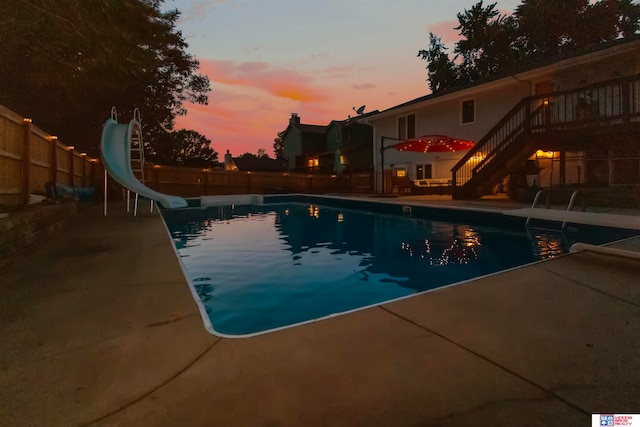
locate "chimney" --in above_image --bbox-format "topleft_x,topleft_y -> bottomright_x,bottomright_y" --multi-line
290,113 -> 300,127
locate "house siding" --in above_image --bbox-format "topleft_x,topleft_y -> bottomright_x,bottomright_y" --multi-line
552,54 -> 640,91
364,39 -> 640,193
283,128 -> 302,169
372,79 -> 531,186
345,124 -> 374,171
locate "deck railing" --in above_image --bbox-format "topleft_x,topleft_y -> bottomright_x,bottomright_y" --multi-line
452,74 -> 640,195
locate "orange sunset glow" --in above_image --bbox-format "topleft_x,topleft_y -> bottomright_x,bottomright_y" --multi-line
168,0 -> 500,157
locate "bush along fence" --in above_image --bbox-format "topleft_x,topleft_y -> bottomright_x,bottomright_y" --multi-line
1,105 -> 374,209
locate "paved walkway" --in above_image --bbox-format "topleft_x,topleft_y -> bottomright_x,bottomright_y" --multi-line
1,200 -> 639,426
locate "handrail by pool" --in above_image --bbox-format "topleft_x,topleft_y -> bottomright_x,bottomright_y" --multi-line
570,242 -> 640,260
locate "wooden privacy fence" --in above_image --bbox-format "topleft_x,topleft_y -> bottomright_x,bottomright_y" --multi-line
143,165 -> 373,197
0,105 -> 102,208
1,105 -> 373,208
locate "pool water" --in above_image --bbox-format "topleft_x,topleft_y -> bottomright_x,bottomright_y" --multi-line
163,202 -> 637,336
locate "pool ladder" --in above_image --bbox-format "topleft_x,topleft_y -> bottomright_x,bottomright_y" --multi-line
104,107 -> 154,217
526,189 -> 585,232
127,108 -> 153,216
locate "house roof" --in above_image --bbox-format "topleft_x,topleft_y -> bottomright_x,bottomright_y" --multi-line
327,110 -> 380,129
360,36 -> 640,122
298,124 -> 326,134
281,122 -> 325,142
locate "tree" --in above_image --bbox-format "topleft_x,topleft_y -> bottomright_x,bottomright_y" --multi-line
418,0 -> 640,93
273,130 -> 285,159
0,0 -> 210,155
256,148 -> 269,158
515,0 -> 591,59
149,130 -> 219,167
453,2 -> 520,81
417,33 -> 459,92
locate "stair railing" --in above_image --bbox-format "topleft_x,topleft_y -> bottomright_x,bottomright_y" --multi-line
452,74 -> 640,197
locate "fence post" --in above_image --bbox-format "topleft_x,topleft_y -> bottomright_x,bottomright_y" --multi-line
68,147 -> 75,186
21,118 -> 32,206
49,136 -> 57,184
308,175 -> 313,193
203,169 -> 209,196
154,166 -> 160,191
81,154 -> 87,186
247,171 -> 251,193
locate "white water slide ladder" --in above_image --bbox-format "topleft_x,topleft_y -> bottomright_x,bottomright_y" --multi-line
104,107 -> 154,216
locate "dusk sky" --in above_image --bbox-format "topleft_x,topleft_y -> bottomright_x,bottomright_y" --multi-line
168,0 -> 520,157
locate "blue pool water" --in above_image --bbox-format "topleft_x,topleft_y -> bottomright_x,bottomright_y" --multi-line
163,200 -> 638,336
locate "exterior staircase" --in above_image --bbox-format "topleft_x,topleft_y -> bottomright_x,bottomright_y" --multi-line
451,74 -> 640,199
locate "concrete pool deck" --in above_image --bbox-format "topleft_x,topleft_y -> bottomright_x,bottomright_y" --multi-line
1,198 -> 639,426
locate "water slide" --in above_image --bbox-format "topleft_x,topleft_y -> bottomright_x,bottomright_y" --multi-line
100,118 -> 188,209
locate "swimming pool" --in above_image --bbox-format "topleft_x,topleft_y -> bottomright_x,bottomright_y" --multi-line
162,196 -> 638,337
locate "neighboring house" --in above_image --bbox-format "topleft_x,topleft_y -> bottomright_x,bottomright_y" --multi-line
360,36 -> 640,197
282,114 -> 326,170
282,111 -> 378,173
325,116 -> 376,173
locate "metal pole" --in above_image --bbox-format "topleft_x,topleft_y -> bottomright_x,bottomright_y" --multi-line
103,169 -> 108,216
380,137 -> 385,194
379,136 -> 403,194
547,153 -> 553,208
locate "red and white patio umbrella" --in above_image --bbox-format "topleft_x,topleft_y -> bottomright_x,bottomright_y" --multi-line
392,134 -> 475,153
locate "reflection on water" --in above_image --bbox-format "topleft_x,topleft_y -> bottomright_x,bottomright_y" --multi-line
162,203 -> 638,335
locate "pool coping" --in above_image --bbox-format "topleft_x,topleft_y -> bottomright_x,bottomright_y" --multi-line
167,193 -> 640,339
3,198 -> 640,425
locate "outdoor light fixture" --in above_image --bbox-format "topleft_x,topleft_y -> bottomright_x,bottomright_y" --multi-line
49,135 -> 58,141
67,146 -> 74,151
80,153 -> 87,157
23,118 -> 32,123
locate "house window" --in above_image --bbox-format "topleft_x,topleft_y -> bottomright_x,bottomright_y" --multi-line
395,169 -> 407,177
398,116 -> 406,140
397,113 -> 416,139
407,114 -> 416,139
415,164 -> 432,180
461,99 -> 475,124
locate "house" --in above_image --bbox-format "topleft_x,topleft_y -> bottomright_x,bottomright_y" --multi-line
360,36 -> 640,198
282,113 -> 327,171
282,111 -> 378,174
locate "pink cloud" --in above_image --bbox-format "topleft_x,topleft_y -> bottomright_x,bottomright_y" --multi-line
171,58 -> 430,157
178,0 -> 229,24
426,20 -> 461,45
199,59 -> 331,103
351,83 -> 376,90
311,51 -> 329,60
